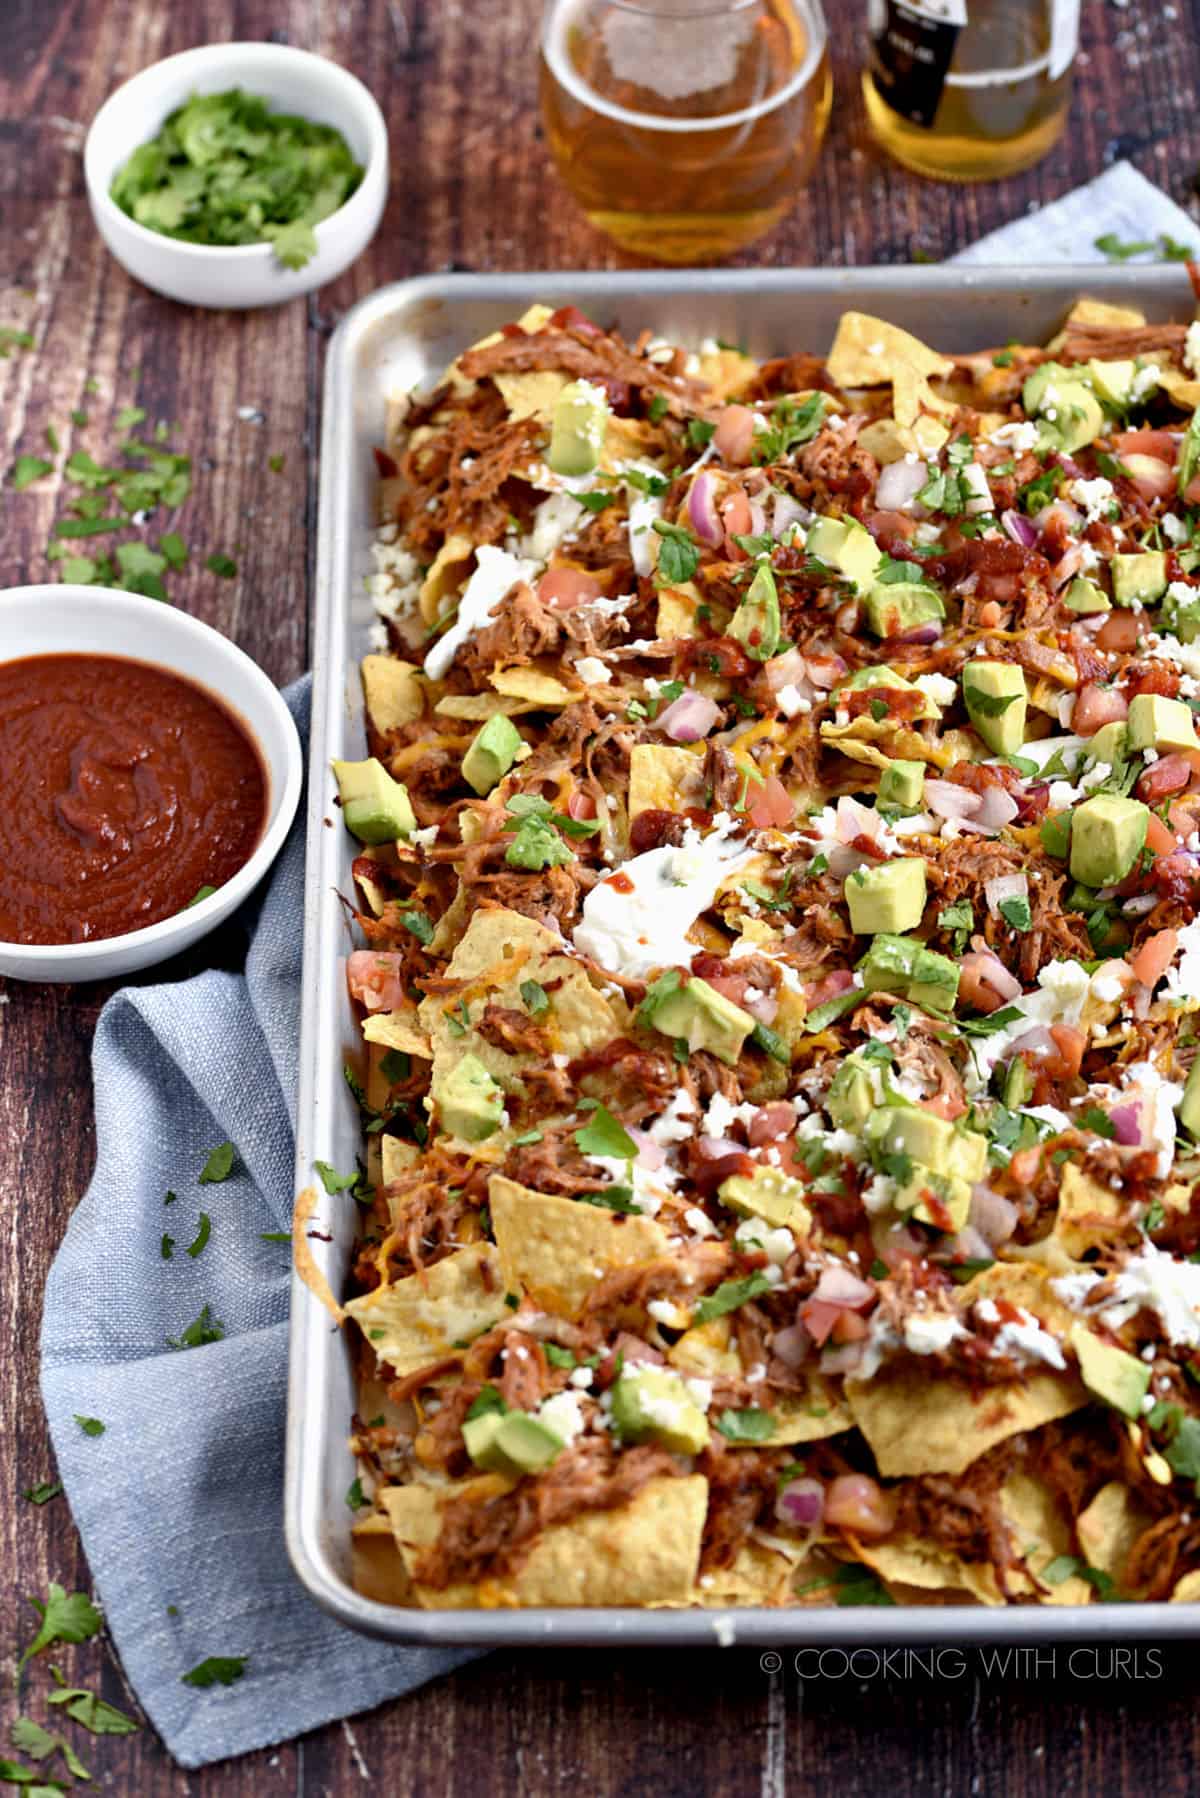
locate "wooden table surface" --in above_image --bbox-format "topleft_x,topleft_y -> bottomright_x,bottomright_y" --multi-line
4,0 -> 1200,1790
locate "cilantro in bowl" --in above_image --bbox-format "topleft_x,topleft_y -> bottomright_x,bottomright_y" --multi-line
109,89 -> 364,269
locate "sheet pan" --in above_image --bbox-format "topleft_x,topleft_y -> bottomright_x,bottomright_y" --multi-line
288,265 -> 1200,1645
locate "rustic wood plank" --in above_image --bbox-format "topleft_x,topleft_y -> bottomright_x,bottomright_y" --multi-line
3,0 -> 1200,1791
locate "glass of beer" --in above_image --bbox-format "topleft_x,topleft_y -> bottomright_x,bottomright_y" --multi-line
540,0 -> 832,264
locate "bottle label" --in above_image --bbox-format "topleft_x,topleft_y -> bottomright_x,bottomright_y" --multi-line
868,0 -> 969,130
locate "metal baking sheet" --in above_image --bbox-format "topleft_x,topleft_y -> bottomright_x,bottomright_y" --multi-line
288,265 -> 1200,1646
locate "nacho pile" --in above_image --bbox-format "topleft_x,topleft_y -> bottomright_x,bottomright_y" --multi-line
332,293 -> 1200,1611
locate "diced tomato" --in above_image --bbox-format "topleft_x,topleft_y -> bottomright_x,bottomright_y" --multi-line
1096,610 -> 1141,653
1072,681 -> 1128,737
1130,929 -> 1179,990
346,950 -> 409,1013
720,489 -> 754,556
920,1090 -> 968,1121
1122,661 -> 1181,701
799,1299 -> 846,1348
829,1310 -> 870,1344
1113,429 -> 1179,462
747,775 -> 794,830
1123,455 -> 1176,502
566,789 -> 597,821
537,567 -> 604,610
1146,811 -> 1181,858
547,305 -> 603,335
802,968 -> 854,1009
1137,754 -> 1193,803
824,1473 -> 897,1540
714,405 -> 758,467
1045,1023 -> 1086,1080
748,1103 -> 796,1146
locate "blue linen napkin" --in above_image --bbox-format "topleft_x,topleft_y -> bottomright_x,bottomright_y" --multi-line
40,679 -> 475,1769
38,161 -> 1200,1770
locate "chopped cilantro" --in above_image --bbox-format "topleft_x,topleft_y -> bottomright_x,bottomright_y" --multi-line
647,393 -> 669,424
9,455 -> 52,490
960,1006 -> 1024,1037
992,350 -> 1014,368
544,1343 -> 576,1368
577,489 -> 617,513
161,1233 -> 175,1260
345,1477 -> 367,1511
205,552 -> 237,578
73,1416 -> 105,1438
752,391 -> 827,463
185,885 -> 216,908
167,1304 -> 225,1351
652,519 -> 700,585
692,1273 -> 772,1325
938,899 -> 974,954
751,1020 -> 791,1064
574,1104 -> 636,1160
998,895 -> 1032,933
378,1048 -> 410,1084
19,1584 -> 102,1672
519,978 -> 549,1016
399,907 -> 435,944
687,418 -> 716,449
575,1187 -> 639,1214
22,1483 -> 62,1507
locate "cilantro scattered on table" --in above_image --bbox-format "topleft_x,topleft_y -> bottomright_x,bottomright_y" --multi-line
198,1141 -> 235,1184
21,1483 -> 62,1507
186,1213 -> 212,1259
205,552 -> 237,579
166,1305 -> 225,1351
110,90 -> 363,269
18,1584 -> 102,1673
180,1655 -> 247,1689
9,456 -> 52,491
73,1417 -> 105,1438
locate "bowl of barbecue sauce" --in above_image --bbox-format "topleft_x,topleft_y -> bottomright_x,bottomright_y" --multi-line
0,587 -> 302,982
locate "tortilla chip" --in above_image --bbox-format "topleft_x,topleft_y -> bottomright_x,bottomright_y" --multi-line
362,655 -> 426,734
381,1136 -> 421,1185
383,1473 -> 707,1607
1077,1481 -> 1153,1585
344,1242 -> 510,1375
419,908 -> 619,1095
695,1538 -> 816,1607
1158,366 -> 1200,409
489,1174 -> 668,1318
1170,1569 -> 1200,1602
352,1511 -> 416,1606
846,1361 -> 1084,1478
1053,1163 -> 1132,1258
628,743 -> 703,818
892,361 -> 957,429
857,418 -> 919,464
361,1010 -> 433,1059
696,346 -> 759,400
1066,297 -> 1147,332
489,666 -> 573,706
495,369 -> 569,424
766,1383 -> 854,1445
353,850 -> 390,919
668,1316 -> 741,1378
826,313 -> 954,388
854,1536 -> 1003,1606
435,693 -> 544,720
419,533 -> 474,626
1001,1471 -> 1092,1605
657,580 -> 704,640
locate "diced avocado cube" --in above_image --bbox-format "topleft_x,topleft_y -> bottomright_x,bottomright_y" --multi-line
1037,380 -> 1106,454
1111,551 -> 1168,607
1126,692 -> 1199,754
1161,584 -> 1200,643
1063,576 -> 1110,616
332,756 -> 416,844
866,1107 -> 987,1184
845,857 -> 927,936
879,759 -> 926,811
893,1164 -> 972,1233
1086,358 -> 1138,407
865,579 -> 944,640
1021,362 -> 1067,415
462,713 -> 524,795
827,1052 -> 879,1128
1068,793 -> 1149,887
464,1409 -> 565,1477
718,1165 -> 811,1232
805,516 -> 882,594
962,662 -> 1027,756
547,379 -> 610,476
1071,1326 -> 1150,1420
728,560 -> 781,661
858,934 -> 960,1015
1085,720 -> 1128,769
1001,1056 -> 1035,1110
1181,1057 -> 1200,1140
611,1366 -> 710,1455
436,1052 -> 506,1142
641,974 -> 755,1067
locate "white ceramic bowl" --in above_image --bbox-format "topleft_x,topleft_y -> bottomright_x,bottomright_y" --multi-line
83,42 -> 388,309
0,587 -> 303,983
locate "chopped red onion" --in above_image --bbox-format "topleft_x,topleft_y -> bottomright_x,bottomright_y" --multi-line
1001,508 -> 1038,549
1108,1102 -> 1142,1147
1007,1025 -> 1057,1062
687,471 -> 723,547
658,691 -> 720,742
984,872 -> 1029,917
810,1264 -> 875,1308
803,653 -> 848,690
968,1184 -> 1018,1248
698,1135 -> 742,1160
771,1322 -> 812,1370
897,621 -> 942,645
925,779 -> 983,821
973,785 -> 1020,832
771,491 -> 809,538
775,1478 -> 825,1531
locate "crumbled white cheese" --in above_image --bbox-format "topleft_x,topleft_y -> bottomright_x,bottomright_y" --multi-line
1163,513 -> 1190,546
1068,476 -> 1117,524
903,1311 -> 967,1356
368,529 -> 423,622
537,1391 -> 585,1444
519,490 -> 585,561
776,682 -> 811,718
1186,321 -> 1200,376
1164,917 -> 1200,1006
409,825 -> 439,849
915,672 -> 957,709
988,419 -> 1040,454
648,1086 -> 700,1147
1053,1243 -> 1200,1349
575,655 -> 611,685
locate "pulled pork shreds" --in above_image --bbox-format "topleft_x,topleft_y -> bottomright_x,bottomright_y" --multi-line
340,296 -> 1200,1612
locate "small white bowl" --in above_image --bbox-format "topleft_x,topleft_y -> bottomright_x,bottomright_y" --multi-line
0,587 -> 302,983
84,42 -> 388,309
